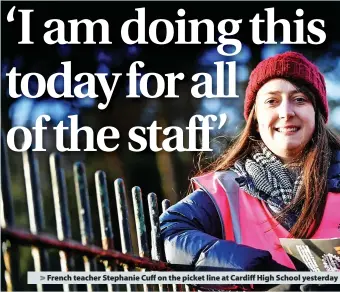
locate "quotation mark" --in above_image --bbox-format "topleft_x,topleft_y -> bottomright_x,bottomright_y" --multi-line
218,113 -> 227,130
7,6 -> 15,22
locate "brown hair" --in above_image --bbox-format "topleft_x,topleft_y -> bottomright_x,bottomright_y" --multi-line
195,80 -> 340,238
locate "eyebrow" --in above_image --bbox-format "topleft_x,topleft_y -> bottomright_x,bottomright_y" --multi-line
264,90 -> 302,95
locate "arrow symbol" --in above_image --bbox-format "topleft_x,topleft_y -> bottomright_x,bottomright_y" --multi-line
40,276 -> 45,280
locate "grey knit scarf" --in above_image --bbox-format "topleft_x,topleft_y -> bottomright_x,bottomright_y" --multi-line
231,142 -> 303,230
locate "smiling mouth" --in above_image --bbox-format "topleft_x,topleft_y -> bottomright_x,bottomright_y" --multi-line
274,127 -> 300,133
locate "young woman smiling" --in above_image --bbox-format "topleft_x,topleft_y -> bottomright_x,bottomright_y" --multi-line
160,51 -> 340,291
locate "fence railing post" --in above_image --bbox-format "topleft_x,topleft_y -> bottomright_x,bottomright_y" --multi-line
114,178 -> 137,292
95,170 -> 117,292
132,186 -> 152,292
49,153 -> 76,292
161,199 -> 170,214
73,162 -> 98,292
148,192 -> 168,292
22,148 -> 49,292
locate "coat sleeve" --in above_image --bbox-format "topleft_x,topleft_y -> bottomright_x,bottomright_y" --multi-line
328,150 -> 340,192
159,189 -> 287,272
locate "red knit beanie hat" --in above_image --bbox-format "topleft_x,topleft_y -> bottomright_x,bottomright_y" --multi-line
244,51 -> 328,123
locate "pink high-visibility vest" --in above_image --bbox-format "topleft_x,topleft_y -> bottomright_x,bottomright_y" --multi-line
192,171 -> 340,270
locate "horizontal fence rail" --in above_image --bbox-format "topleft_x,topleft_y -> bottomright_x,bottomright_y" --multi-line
1,227 -> 171,271
0,129 -> 194,292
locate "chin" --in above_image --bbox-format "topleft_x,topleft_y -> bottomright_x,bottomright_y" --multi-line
276,138 -> 305,149
277,145 -> 305,158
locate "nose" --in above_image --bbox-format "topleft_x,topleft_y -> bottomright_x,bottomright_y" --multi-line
278,100 -> 295,119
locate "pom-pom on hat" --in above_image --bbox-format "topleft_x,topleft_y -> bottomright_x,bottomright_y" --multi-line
244,51 -> 328,123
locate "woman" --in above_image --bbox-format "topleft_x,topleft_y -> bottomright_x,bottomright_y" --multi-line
160,51 -> 340,291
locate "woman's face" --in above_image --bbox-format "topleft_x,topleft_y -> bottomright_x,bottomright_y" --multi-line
255,78 -> 315,163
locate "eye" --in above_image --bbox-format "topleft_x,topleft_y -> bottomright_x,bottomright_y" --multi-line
265,98 -> 278,105
294,96 -> 308,103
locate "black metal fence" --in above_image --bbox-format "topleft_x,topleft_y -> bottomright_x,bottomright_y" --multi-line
1,130 -> 193,292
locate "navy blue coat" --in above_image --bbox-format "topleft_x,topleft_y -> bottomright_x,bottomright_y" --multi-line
160,151 -> 340,291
